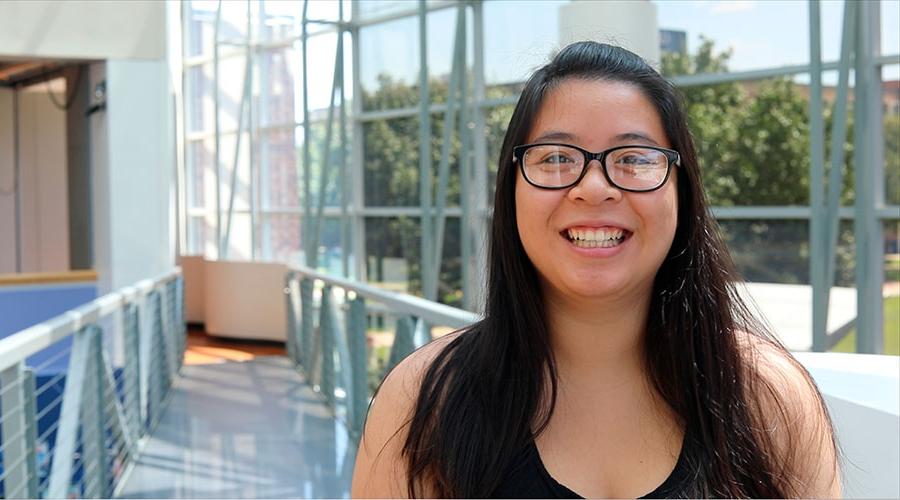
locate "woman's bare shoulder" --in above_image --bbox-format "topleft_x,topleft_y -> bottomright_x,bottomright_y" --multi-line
350,329 -> 466,498
736,331 -> 841,498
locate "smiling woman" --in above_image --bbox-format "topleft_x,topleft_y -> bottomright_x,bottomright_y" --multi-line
351,42 -> 841,499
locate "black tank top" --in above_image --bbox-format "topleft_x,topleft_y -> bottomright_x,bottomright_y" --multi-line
490,436 -> 695,498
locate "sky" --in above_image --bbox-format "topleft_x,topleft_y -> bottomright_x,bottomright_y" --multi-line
358,0 -> 900,92
190,0 -> 900,111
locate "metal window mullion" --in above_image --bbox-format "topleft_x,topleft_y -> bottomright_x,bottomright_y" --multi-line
470,0 -> 488,312
310,32 -> 345,270
350,8 -> 366,282
808,0 -> 827,351
221,36 -> 255,258
248,0 -> 259,261
301,0 -> 312,267
458,2 -> 474,310
418,0 -> 434,302
214,0 -> 223,259
339,0 -> 350,278
430,2 -> 466,302
853,0 -> 885,353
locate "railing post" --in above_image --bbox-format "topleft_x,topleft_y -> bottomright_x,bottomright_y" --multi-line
320,284 -> 336,407
148,290 -> 169,427
0,361 -> 30,498
23,369 -> 38,499
388,316 -> 416,373
176,275 -> 187,369
47,326 -> 92,499
346,295 -> 368,438
300,278 -> 314,374
124,302 -> 142,441
284,273 -> 297,365
82,325 -> 109,498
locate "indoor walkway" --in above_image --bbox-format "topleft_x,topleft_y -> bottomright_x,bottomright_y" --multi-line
115,356 -> 354,498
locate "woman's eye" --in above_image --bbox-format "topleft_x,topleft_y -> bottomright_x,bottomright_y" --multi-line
617,154 -> 653,165
542,154 -> 575,164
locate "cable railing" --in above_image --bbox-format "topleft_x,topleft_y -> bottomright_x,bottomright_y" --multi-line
284,266 -> 479,438
0,269 -> 185,498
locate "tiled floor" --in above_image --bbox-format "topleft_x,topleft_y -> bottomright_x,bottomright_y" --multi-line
116,331 -> 354,498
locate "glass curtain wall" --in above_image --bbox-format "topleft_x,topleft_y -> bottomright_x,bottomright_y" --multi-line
180,0 -> 900,352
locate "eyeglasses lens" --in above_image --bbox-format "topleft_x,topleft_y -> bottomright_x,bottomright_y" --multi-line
522,145 -> 668,190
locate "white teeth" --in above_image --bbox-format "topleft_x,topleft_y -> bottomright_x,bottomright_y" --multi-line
566,228 -> 626,248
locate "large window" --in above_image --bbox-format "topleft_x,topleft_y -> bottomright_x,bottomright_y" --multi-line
181,0 -> 899,350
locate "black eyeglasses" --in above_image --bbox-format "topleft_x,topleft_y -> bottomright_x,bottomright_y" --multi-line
512,143 -> 680,192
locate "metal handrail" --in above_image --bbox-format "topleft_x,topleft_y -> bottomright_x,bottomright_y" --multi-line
290,265 -> 479,328
0,268 -> 185,499
284,265 -> 479,438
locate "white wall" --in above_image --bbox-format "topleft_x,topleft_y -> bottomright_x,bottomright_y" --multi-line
0,1 -> 165,60
90,59 -> 175,292
0,88 -> 15,274
0,81 -> 69,275
796,352 -> 900,499
17,81 -> 69,273
558,0 -> 661,67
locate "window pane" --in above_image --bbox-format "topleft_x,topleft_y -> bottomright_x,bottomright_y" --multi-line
365,216 -> 421,296
885,65 -> 900,206
357,1 -> 410,21
719,219 -> 810,284
884,219 -> 900,355
187,138 -> 215,209
483,0 -> 559,91
262,213 -> 301,264
258,46 -> 300,128
360,16 -> 419,111
654,0 -> 809,71
677,77 -> 812,206
189,214 -> 216,257
220,212 -> 253,260
219,132 -> 252,212
364,117 -> 420,206
260,128 -> 299,210
218,54 -> 249,133
883,0 -> 900,57
185,1 -> 216,58
186,64 -> 214,134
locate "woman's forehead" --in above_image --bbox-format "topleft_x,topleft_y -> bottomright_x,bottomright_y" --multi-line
528,79 -> 669,148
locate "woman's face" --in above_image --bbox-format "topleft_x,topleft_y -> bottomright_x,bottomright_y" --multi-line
515,78 -> 679,305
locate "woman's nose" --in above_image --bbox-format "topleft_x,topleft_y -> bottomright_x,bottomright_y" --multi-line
568,159 -> 622,203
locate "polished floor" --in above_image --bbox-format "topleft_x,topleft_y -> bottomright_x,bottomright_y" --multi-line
116,332 -> 354,498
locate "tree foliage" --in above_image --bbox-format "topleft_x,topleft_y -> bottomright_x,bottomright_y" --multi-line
358,37 -> 897,299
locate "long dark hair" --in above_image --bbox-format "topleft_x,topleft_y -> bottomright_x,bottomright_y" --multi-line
400,41 -> 836,497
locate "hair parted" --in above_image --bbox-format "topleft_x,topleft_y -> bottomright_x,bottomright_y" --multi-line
398,41 -> 837,498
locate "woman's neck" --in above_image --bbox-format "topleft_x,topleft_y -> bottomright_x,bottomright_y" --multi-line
542,285 -> 652,387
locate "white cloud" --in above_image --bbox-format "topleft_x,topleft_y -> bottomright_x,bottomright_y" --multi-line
710,1 -> 758,14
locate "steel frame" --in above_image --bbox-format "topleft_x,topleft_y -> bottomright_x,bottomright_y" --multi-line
182,0 -> 900,352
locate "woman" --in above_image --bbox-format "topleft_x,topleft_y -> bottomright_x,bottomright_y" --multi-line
351,42 -> 840,498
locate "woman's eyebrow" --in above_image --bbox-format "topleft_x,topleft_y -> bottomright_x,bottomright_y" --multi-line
532,130 -> 577,143
613,132 -> 660,145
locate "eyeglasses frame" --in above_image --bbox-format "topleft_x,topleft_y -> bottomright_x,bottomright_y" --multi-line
512,142 -> 681,192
